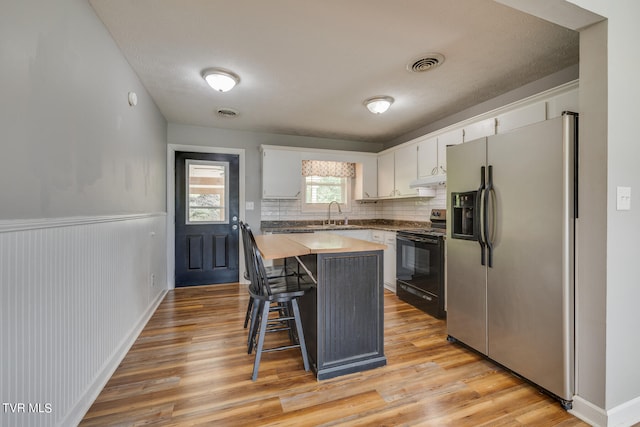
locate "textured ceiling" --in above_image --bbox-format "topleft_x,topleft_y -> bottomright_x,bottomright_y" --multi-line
89,0 -> 579,143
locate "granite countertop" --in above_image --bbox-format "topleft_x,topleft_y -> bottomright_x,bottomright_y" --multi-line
261,219 -> 432,234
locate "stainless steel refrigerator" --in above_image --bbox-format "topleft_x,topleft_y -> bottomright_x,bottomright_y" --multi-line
446,112 -> 577,409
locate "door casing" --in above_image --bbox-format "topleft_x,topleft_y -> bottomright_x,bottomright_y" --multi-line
167,144 -> 246,289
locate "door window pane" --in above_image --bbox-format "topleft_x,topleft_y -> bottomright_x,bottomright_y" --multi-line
186,160 -> 229,224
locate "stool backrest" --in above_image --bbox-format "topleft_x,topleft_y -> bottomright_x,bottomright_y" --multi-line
240,221 -> 273,297
239,221 -> 249,273
240,222 -> 260,295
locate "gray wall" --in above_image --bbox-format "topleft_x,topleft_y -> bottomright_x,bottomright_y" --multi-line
1,2 -> 169,425
167,124 -> 382,230
576,19 -> 607,409
590,1 -> 640,410
0,0 -> 167,220
574,0 -> 640,416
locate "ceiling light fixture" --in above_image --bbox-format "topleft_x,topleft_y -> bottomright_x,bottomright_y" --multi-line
364,96 -> 394,114
202,68 -> 240,92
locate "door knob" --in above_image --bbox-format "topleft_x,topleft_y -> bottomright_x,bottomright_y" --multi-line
232,225 -> 238,230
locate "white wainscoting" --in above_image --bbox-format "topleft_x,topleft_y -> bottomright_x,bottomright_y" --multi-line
0,213 -> 167,427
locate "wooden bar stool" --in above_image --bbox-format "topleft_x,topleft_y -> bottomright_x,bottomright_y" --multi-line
244,227 -> 310,381
239,222 -> 296,330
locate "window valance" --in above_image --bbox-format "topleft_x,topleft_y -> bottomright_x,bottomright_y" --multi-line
301,160 -> 355,178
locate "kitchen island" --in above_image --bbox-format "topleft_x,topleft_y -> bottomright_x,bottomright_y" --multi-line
254,233 -> 387,380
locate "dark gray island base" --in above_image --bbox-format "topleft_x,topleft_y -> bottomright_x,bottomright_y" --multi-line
293,250 -> 387,380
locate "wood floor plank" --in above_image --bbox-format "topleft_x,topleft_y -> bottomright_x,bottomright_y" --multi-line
80,284 -> 588,426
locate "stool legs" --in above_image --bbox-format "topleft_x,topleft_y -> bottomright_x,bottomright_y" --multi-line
251,301 -> 271,381
247,298 -> 262,354
243,297 -> 253,328
290,299 -> 310,372
250,297 -> 309,381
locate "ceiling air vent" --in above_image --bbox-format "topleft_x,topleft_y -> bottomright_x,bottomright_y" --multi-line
217,108 -> 239,118
407,53 -> 445,73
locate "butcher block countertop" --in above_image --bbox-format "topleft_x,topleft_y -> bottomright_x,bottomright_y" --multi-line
254,233 -> 386,260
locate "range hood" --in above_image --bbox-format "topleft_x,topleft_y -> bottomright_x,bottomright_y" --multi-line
409,174 -> 446,188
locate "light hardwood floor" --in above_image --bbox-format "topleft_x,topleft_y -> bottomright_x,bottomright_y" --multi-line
81,284 -> 588,426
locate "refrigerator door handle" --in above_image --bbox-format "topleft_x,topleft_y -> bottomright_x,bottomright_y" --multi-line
477,166 -> 486,266
485,165 -> 494,268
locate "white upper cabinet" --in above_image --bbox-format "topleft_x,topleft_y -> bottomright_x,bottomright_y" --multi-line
394,144 -> 418,196
497,102 -> 546,134
437,129 -> 463,175
261,148 -> 301,199
418,129 -> 463,179
377,151 -> 395,198
418,137 -> 438,178
377,144 -> 418,198
464,118 -> 496,142
354,156 -> 378,200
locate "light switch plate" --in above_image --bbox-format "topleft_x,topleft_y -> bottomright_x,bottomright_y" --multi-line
616,186 -> 631,211
246,201 -> 255,211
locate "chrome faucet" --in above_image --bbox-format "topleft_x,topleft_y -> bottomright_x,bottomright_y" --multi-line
326,201 -> 342,226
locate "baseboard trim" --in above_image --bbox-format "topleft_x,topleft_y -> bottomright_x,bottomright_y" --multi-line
60,289 -> 168,427
571,396 -> 608,426
608,395 -> 640,427
571,395 -> 640,427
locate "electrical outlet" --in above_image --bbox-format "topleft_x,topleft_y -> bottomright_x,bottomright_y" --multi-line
617,186 -> 631,211
150,273 -> 155,287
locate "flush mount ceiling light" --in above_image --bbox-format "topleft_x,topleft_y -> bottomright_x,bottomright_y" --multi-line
364,96 -> 394,114
202,68 -> 240,92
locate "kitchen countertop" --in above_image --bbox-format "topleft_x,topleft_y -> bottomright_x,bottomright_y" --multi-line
285,233 -> 386,253
261,219 -> 432,234
253,234 -> 311,260
254,233 -> 386,260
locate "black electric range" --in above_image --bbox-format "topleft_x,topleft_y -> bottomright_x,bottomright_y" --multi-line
396,209 -> 447,319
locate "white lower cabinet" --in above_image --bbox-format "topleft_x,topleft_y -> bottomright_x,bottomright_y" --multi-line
371,230 -> 396,292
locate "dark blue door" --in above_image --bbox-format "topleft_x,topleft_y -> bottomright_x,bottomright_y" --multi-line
175,151 -> 240,286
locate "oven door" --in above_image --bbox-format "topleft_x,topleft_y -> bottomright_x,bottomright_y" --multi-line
396,234 -> 443,296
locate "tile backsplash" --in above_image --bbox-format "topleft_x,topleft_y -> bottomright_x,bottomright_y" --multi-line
261,187 -> 446,222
